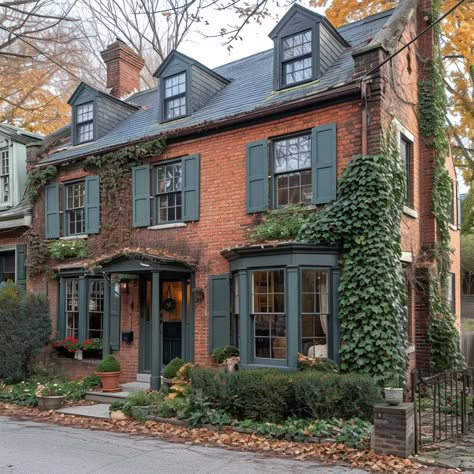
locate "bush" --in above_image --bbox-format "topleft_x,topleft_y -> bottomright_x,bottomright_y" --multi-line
211,345 -> 239,364
293,372 -> 382,420
96,355 -> 120,373
297,353 -> 339,372
163,357 -> 185,379
0,283 -> 51,383
189,368 -> 381,422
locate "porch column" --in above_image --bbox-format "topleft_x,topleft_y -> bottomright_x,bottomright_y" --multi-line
286,266 -> 299,369
102,273 -> 111,357
151,271 -> 161,390
78,276 -> 87,342
331,268 -> 341,363
238,269 -> 249,366
58,277 -> 66,339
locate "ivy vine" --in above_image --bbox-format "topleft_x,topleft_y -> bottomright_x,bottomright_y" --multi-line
26,165 -> 57,202
298,130 -> 407,381
419,0 -> 464,370
83,137 -> 167,252
23,230 -> 51,277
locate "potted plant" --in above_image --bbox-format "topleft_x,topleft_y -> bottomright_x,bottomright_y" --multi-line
384,375 -> 404,406
51,336 -> 80,358
81,338 -> 103,359
127,390 -> 158,419
35,383 -> 65,410
96,355 -> 121,392
162,357 -> 185,386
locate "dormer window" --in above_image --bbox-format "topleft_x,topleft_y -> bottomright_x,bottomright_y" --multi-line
76,102 -> 94,143
164,72 -> 187,120
0,149 -> 9,204
282,31 -> 312,86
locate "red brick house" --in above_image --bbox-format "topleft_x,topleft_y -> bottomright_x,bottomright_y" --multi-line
28,0 -> 460,388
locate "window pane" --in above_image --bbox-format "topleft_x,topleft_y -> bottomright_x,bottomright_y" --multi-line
77,102 -> 93,123
400,137 -> 411,205
66,279 -> 79,339
78,122 -> 93,142
252,270 -> 285,313
301,270 -> 329,358
165,96 -> 186,119
164,72 -> 186,98
66,182 -> 86,235
282,31 -> 312,60
156,162 -> 183,223
284,57 -> 312,85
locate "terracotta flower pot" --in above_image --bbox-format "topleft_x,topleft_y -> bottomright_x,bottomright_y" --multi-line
37,395 -> 65,410
96,371 -> 121,392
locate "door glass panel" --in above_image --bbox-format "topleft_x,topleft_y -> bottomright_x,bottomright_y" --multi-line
161,281 -> 183,322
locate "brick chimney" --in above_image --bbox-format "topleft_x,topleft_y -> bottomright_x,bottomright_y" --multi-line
100,39 -> 145,98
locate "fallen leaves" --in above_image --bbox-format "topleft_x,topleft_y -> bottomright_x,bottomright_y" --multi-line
0,402 -> 445,473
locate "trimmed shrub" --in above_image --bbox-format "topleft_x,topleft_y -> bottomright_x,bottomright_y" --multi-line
292,372 -> 382,420
96,355 -> 120,373
189,368 -> 381,422
211,345 -> 239,364
163,357 -> 185,379
297,353 -> 339,372
0,283 -> 51,382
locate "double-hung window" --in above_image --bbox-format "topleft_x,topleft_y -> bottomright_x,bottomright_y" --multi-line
65,279 -> 79,338
282,31 -> 312,86
76,102 -> 94,143
400,136 -> 412,206
301,269 -> 329,358
88,280 -> 104,339
0,149 -> 9,204
164,73 -> 187,120
447,273 -> 455,314
155,162 -> 183,223
274,134 -> 312,207
65,181 -> 86,235
252,270 -> 286,359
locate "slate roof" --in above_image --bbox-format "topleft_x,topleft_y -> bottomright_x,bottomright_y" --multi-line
0,123 -> 43,145
40,8 -> 394,166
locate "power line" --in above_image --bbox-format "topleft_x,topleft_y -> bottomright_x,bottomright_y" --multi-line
362,0 -> 467,80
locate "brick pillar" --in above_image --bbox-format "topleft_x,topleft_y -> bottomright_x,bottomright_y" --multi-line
415,267 -> 432,369
373,403 -> 415,458
100,39 -> 145,98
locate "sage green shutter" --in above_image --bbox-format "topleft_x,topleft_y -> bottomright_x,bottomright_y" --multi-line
110,278 -> 121,351
45,183 -> 60,238
132,165 -> 150,227
16,244 -> 26,291
182,154 -> 200,222
85,176 -> 100,234
209,273 -> 231,352
311,124 -> 337,204
246,139 -> 268,213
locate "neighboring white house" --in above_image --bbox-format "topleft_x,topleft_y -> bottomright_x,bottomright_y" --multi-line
0,123 -> 42,287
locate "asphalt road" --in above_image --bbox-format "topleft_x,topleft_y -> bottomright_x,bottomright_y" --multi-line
0,416 -> 368,473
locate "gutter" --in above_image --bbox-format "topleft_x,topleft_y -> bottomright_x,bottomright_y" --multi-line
38,82 -> 361,167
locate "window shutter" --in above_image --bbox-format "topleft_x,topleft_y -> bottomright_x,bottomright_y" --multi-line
45,183 -> 60,239
110,278 -> 121,351
311,124 -> 337,204
132,165 -> 150,227
85,176 -> 100,234
209,273 -> 231,352
246,139 -> 268,213
457,181 -> 461,230
16,244 -> 26,291
182,154 -> 200,222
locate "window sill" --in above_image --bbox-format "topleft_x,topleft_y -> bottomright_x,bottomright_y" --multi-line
448,223 -> 458,231
402,206 -> 418,219
241,363 -> 293,371
268,205 -> 318,215
60,234 -> 88,240
147,222 -> 187,230
407,345 -> 415,355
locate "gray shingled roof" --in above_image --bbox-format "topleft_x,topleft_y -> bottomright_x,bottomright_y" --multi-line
0,123 -> 43,145
40,9 -> 393,165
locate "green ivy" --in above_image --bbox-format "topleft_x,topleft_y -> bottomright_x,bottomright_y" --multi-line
250,205 -> 314,242
26,166 -> 57,202
49,239 -> 90,260
23,230 -> 51,277
299,130 -> 407,382
418,0 -> 463,371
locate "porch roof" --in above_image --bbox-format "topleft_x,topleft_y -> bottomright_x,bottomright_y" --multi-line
54,247 -> 196,274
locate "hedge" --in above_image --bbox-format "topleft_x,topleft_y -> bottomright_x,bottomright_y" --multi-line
189,368 -> 382,422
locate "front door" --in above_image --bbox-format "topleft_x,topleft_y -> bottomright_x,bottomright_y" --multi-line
161,280 -> 183,365
139,278 -> 186,373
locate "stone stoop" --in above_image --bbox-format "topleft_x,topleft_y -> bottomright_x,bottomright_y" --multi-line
56,403 -> 111,419
85,381 -> 149,403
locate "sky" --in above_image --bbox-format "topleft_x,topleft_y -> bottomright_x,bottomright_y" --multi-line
180,4 -> 326,69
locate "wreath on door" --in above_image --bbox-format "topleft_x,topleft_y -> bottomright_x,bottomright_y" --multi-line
162,284 -> 177,311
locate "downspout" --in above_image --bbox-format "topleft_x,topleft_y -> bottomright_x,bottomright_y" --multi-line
361,77 -> 368,155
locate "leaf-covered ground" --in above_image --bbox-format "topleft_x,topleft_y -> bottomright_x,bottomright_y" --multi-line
0,402 -> 456,473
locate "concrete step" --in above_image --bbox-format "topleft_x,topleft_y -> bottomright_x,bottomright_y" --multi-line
85,391 -> 130,403
57,403 -> 111,419
121,382 -> 150,392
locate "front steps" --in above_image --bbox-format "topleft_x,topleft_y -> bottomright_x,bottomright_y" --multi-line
84,381 -> 149,403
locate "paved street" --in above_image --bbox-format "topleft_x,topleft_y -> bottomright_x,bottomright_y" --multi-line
0,417 -> 367,473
